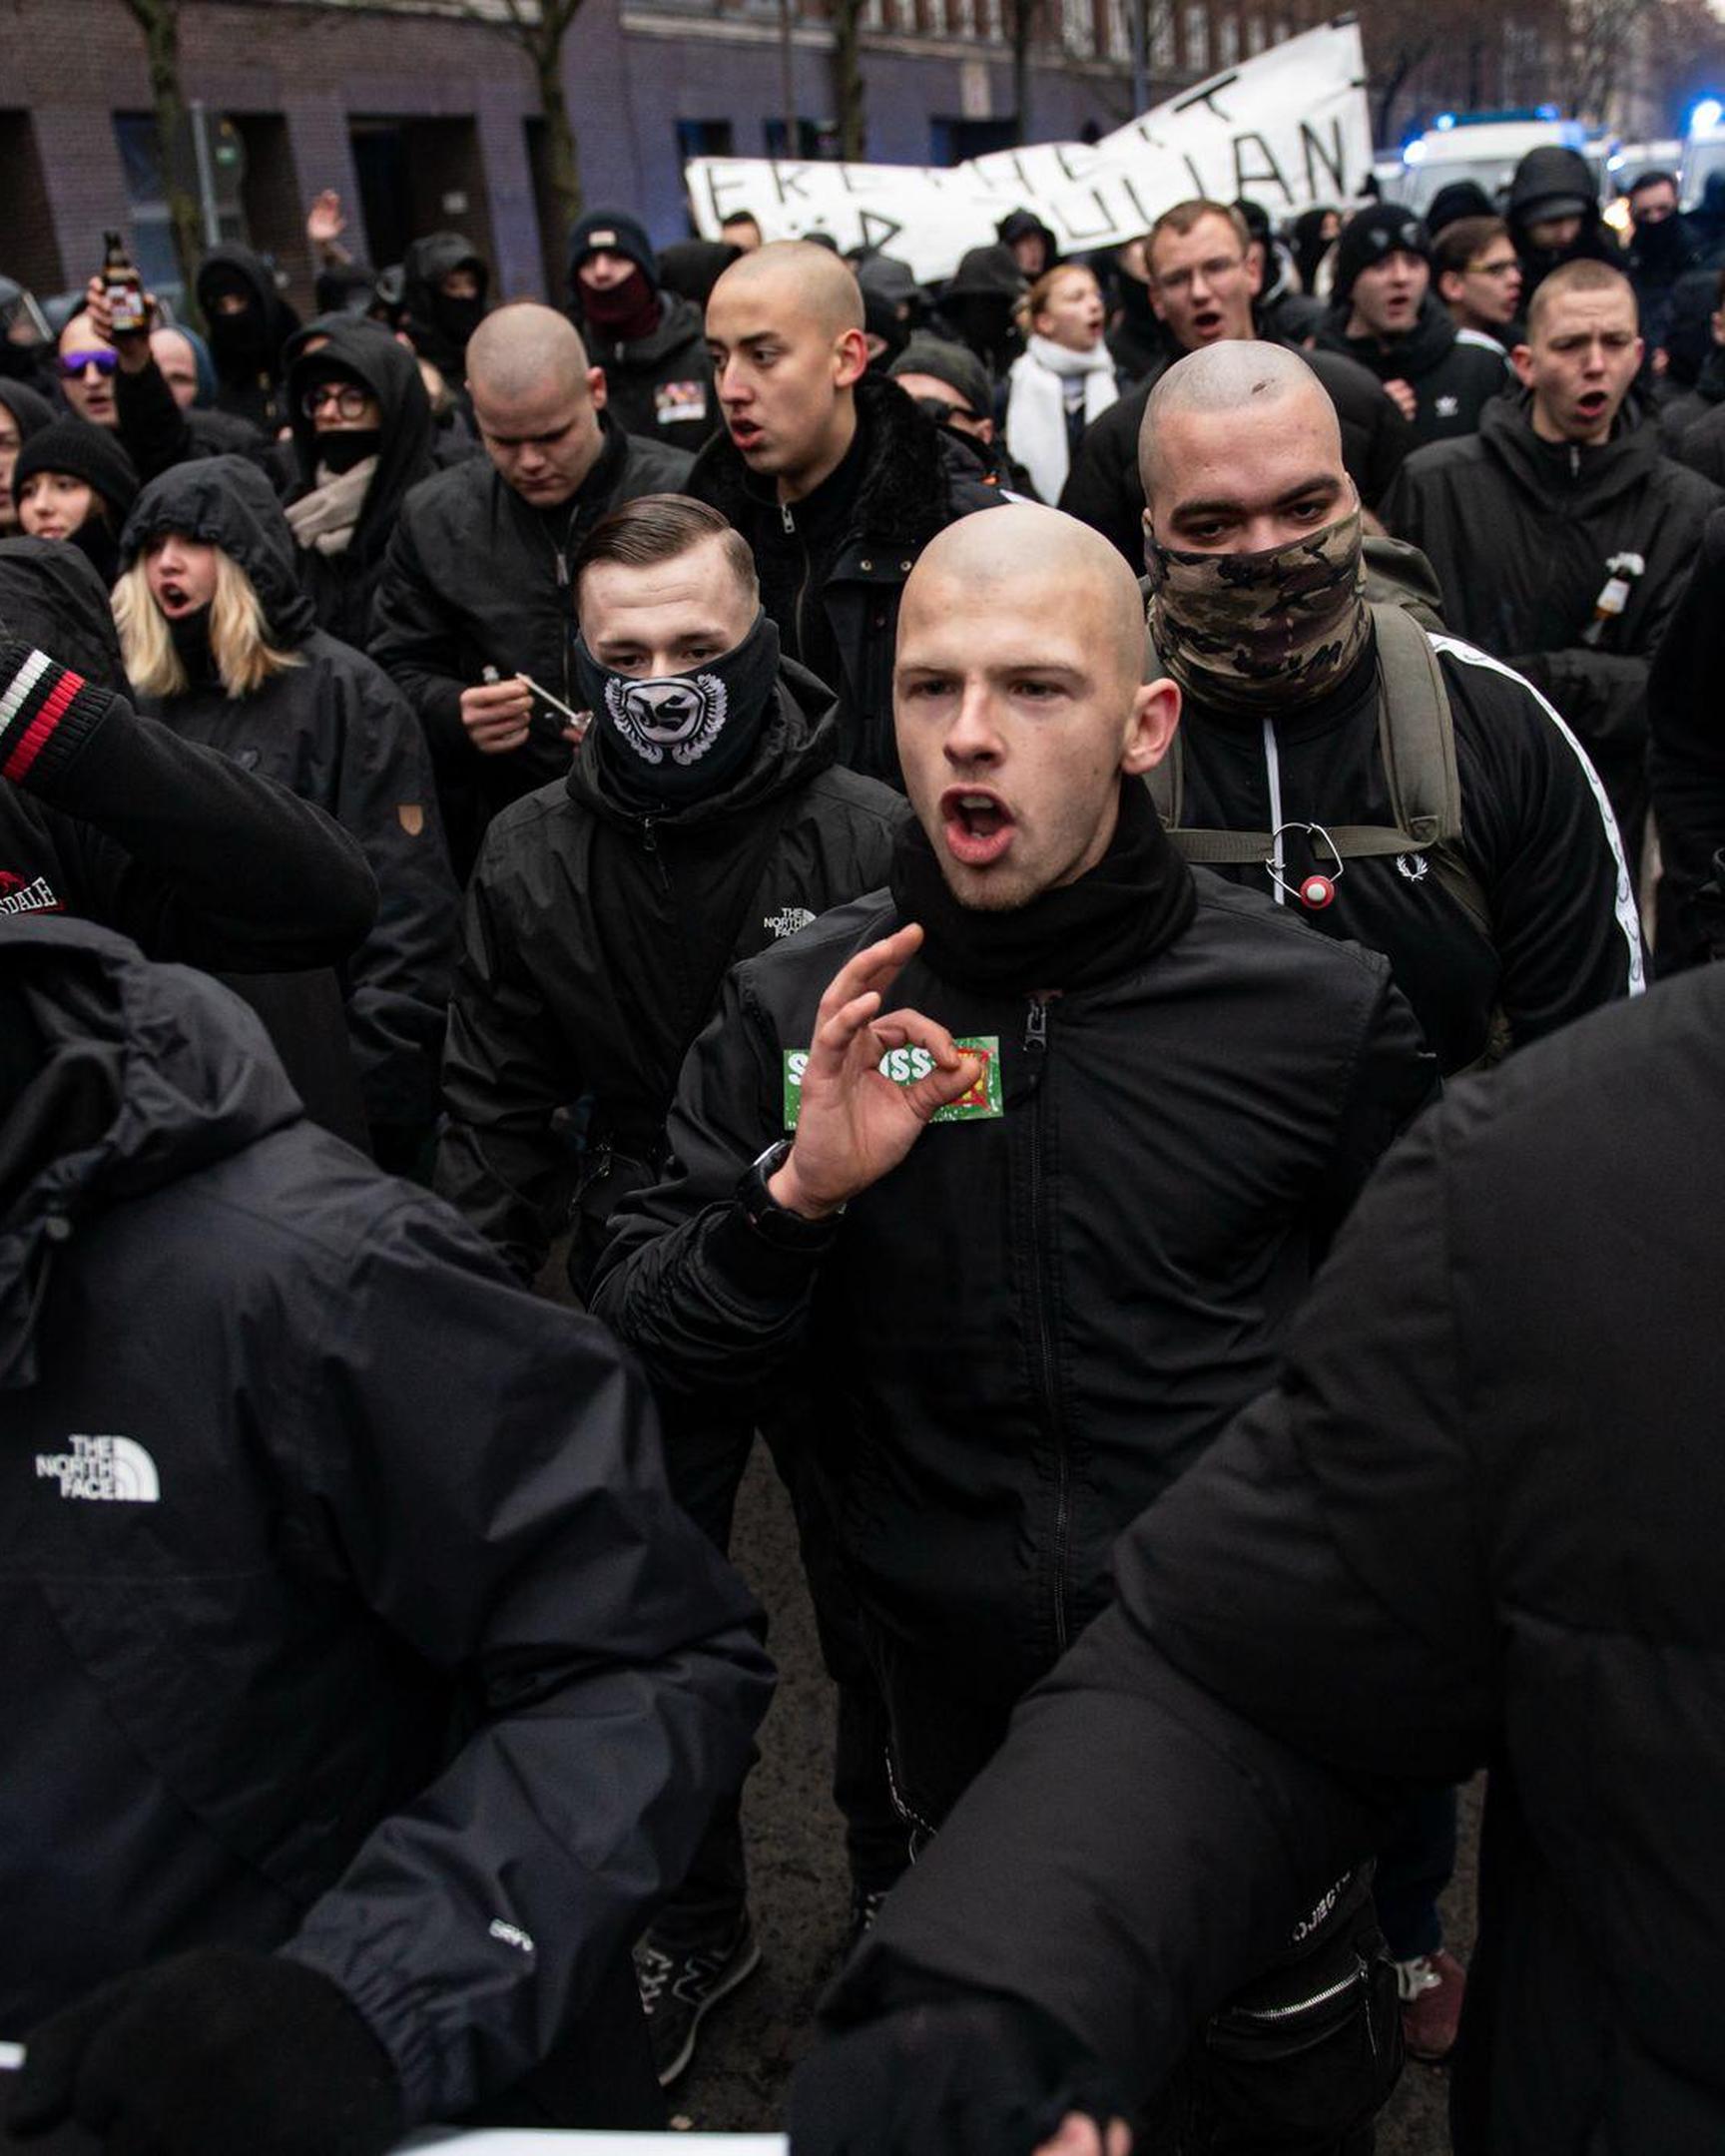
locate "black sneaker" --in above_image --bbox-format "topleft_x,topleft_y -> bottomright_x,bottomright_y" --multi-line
634,1911 -> 762,2086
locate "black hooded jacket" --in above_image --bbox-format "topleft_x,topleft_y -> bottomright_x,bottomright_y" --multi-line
0,913 -> 772,2125
121,459 -> 457,1135
573,282 -> 715,458
1058,337 -> 1413,569
399,233 -> 489,381
1314,294 -> 1509,447
436,662 -> 906,1283
0,377 -> 54,460
285,322 -> 436,650
1507,147 -> 1622,300
195,245 -> 300,432
110,352 -> 272,487
0,538 -> 372,972
371,414 -> 695,848
1647,506 -> 1725,968
688,375 -> 1001,786
1383,392 -> 1722,828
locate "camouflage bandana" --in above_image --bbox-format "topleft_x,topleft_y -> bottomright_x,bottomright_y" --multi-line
1145,508 -> 1369,717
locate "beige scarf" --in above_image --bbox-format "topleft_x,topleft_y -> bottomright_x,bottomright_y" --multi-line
285,457 -> 377,557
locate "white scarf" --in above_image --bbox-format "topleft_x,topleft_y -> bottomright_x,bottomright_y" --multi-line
1004,335 -> 1118,505
284,456 -> 377,558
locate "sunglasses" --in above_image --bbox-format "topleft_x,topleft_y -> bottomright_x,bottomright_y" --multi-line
59,350 -> 119,378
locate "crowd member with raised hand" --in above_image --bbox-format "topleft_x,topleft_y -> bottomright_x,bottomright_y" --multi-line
437,494 -> 907,2079
371,301 -> 691,874
54,304 -> 121,430
1313,204 -> 1509,444
78,271 -> 269,484
113,456 -> 455,1170
0,909 -> 773,2156
568,211 -> 716,455
1003,264 -> 1117,505
283,320 -> 435,648
1384,258 -> 1720,871
595,500 -> 1438,2152
1059,200 -> 1410,568
692,241 -> 999,787
13,418 -> 138,587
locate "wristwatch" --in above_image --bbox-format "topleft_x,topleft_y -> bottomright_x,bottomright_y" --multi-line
737,1138 -> 842,1250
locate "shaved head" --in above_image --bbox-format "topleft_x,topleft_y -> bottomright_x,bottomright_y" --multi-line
467,301 -> 592,402
1140,341 -> 1338,504
894,504 -> 1180,910
708,241 -> 864,336
907,504 -> 1147,699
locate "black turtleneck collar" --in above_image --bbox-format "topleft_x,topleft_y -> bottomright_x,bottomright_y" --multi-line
768,411 -> 870,536
889,776 -> 1197,996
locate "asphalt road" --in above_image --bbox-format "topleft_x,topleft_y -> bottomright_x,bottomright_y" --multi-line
670,1441 -> 1479,2152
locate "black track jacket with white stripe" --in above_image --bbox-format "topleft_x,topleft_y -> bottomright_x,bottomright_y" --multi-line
1164,627 -> 1643,1073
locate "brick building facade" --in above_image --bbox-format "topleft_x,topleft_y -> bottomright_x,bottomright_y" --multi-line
2,0 -> 1328,314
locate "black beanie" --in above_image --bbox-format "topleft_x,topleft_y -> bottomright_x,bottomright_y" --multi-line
1426,181 -> 1495,238
568,211 -> 659,288
12,421 -> 140,518
1333,205 -> 1431,303
890,334 -> 993,419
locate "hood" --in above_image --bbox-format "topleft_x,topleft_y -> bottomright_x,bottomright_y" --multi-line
400,233 -> 490,369
0,379 -> 55,441
0,915 -> 300,1388
120,455 -> 316,645
1477,387 -> 1659,511
657,240 -> 740,306
565,656 -> 842,831
195,245 -> 300,374
0,537 -> 128,689
945,244 -> 1027,301
1509,146 -> 1597,222
286,319 -> 435,544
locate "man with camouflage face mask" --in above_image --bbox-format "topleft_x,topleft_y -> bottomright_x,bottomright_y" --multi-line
1140,336 -> 1643,2065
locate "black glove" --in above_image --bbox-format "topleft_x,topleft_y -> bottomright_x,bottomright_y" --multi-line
789,1994 -> 1124,2156
8,1948 -> 404,2156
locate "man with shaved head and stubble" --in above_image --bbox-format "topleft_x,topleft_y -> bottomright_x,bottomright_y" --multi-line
690,241 -> 999,787
372,300 -> 693,871
595,501 -> 1435,2153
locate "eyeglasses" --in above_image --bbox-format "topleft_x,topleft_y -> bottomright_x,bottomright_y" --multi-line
1155,256 -> 1247,295
58,350 -> 119,378
301,382 -> 372,421
1468,258 -> 1522,279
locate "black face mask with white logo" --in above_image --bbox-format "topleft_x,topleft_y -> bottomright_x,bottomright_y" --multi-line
573,611 -> 782,808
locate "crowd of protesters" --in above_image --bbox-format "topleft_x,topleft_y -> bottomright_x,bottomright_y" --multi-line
2,132 -> 1724,2156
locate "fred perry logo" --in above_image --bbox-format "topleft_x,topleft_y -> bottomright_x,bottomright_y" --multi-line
36,1434 -> 161,1503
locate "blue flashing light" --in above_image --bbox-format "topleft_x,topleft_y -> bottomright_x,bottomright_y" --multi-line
1535,102 -> 1561,120
1691,96 -> 1725,134
1403,140 -> 1428,165
1435,112 -> 1455,130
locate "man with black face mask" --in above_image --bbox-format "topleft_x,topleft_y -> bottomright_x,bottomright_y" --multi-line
194,245 -> 299,433
399,232 -> 491,385
438,495 -> 906,2083
594,500 -> 1438,2150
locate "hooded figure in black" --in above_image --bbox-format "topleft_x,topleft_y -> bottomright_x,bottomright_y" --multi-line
195,244 -> 300,433
116,457 -> 457,1163
1507,146 -> 1621,302
399,231 -> 491,382
934,244 -> 1028,385
567,211 -> 715,456
0,537 -> 376,1136
284,321 -> 436,649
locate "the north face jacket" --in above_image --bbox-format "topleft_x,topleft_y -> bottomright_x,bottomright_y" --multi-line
593,854 -> 1434,1804
575,288 -> 716,458
830,964 -> 1725,2153
1163,628 -> 1644,1074
1314,294 -> 1509,448
1383,390 -> 1722,845
370,414 -> 693,851
436,661 -> 905,1284
122,459 -> 457,1138
1059,338 -> 1412,569
688,375 -> 1001,786
0,914 -> 773,2126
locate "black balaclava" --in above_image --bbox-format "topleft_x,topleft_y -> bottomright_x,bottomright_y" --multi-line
573,613 -> 782,809
430,289 -> 486,356
203,273 -> 271,375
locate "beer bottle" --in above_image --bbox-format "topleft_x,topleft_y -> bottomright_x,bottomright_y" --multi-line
102,230 -> 148,337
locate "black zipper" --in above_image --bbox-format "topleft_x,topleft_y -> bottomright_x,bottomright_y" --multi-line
1020,994 -> 1069,1653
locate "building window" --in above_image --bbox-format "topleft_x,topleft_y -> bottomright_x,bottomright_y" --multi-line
677,118 -> 736,158
1217,11 -> 1239,62
1151,2 -> 1176,66
1182,1 -> 1208,69
764,117 -> 843,158
113,110 -> 247,305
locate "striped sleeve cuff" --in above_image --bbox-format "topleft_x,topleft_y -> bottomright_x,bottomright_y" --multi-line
0,643 -> 114,794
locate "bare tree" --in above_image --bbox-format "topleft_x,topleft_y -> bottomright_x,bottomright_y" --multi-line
119,0 -> 205,305
1565,0 -> 1652,121
831,0 -> 868,160
494,0 -> 586,241
1006,0 -> 1047,142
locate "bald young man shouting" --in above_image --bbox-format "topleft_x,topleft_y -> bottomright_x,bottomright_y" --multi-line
690,242 -> 999,788
594,504 -> 1437,2153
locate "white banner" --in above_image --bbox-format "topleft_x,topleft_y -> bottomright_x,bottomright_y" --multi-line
685,19 -> 1370,284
